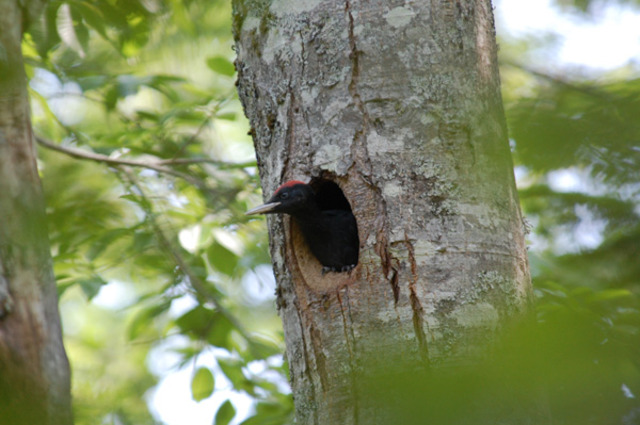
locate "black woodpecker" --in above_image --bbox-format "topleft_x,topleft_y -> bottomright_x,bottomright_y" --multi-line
246,181 -> 359,274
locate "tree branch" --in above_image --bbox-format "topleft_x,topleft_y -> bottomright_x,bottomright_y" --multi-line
501,60 -> 615,101
158,157 -> 256,169
119,167 -> 255,344
36,135 -> 187,176
35,135 -> 254,191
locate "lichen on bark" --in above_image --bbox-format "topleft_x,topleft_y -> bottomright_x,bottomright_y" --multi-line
233,0 -> 535,423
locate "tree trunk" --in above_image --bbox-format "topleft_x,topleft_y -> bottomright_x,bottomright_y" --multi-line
0,2 -> 73,424
233,0 -> 536,423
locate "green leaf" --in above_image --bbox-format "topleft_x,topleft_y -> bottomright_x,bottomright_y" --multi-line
216,112 -> 237,121
128,301 -> 171,340
104,85 -> 118,110
87,228 -> 129,261
215,400 -> 236,425
175,305 -> 214,338
135,110 -> 160,122
71,2 -> 108,41
207,242 -> 238,276
116,75 -> 146,97
207,312 -> 233,348
76,75 -> 109,91
29,2 -> 61,58
56,3 -> 86,57
589,289 -> 632,303
77,275 -> 107,300
191,367 -> 215,402
218,358 -> 254,395
207,56 -> 236,77
246,338 -> 281,360
240,400 -> 292,425
57,281 -> 75,298
133,230 -> 154,252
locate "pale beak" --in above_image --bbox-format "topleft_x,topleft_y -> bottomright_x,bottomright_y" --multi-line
245,201 -> 281,215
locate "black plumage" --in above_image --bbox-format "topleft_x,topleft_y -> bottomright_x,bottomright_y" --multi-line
246,181 -> 359,273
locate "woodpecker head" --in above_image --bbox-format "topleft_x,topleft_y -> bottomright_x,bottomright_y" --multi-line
246,181 -> 316,216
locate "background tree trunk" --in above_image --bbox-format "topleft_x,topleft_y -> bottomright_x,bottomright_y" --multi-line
0,1 -> 72,424
233,0 -> 535,423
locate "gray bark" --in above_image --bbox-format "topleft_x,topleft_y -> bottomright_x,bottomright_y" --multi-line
0,2 -> 72,424
233,0 -> 536,423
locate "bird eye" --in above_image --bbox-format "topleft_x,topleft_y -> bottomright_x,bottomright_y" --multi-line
280,192 -> 289,199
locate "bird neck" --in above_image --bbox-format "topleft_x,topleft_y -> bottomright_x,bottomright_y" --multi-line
290,198 -> 323,222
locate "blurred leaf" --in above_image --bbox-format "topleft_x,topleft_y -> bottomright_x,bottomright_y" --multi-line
116,75 -> 147,97
87,228 -> 130,261
30,2 -> 62,58
216,112 -> 237,121
208,242 -> 238,276
175,306 -> 233,349
128,301 -> 171,340
207,56 -> 236,77
218,358 -> 254,395
191,367 -> 215,402
214,400 -> 236,425
240,399 -> 293,425
71,2 -> 109,41
132,230 -> 154,252
77,275 -> 107,300
588,289 -> 633,302
246,338 -> 280,361
76,75 -> 109,91
509,78 -> 640,184
57,3 -> 86,57
175,305 -> 214,338
207,312 -> 234,348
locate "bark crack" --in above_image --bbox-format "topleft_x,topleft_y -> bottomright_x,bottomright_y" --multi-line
464,124 -> 476,166
371,190 -> 399,305
297,32 -> 313,149
0,274 -> 13,319
389,267 -> 400,304
309,323 -> 330,393
374,213 -> 397,301
0,258 -> 14,319
405,236 -> 431,367
295,307 -> 320,425
344,5 -> 398,310
409,286 -> 431,367
345,0 -> 370,158
283,84 -> 296,182
345,0 -> 363,115
337,288 -> 360,425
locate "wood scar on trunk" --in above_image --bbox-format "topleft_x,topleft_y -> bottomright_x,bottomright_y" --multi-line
405,235 -> 430,366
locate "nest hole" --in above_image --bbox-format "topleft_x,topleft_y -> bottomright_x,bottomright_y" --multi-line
289,178 -> 359,291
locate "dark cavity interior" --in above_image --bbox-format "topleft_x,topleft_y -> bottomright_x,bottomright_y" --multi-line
310,179 -> 353,212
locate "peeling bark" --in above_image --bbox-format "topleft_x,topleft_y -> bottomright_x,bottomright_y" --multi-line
0,1 -> 72,424
233,0 -> 537,423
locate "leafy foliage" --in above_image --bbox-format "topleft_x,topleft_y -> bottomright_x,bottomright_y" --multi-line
24,0 -> 289,423
553,0 -> 640,13
500,7 -> 640,421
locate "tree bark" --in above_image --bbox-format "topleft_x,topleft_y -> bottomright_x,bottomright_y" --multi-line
0,1 -> 72,424
233,0 -> 536,423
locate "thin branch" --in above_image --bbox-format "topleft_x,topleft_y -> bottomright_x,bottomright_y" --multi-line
158,157 -> 256,168
501,60 -> 615,101
171,91 -> 236,159
120,167 -> 255,344
36,135 -> 254,173
36,135 -> 222,193
36,135 -> 189,176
